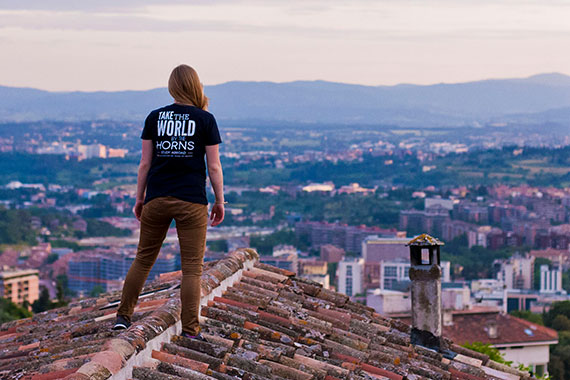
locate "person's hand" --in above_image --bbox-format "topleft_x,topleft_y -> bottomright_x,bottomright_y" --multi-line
133,200 -> 144,221
210,203 -> 225,226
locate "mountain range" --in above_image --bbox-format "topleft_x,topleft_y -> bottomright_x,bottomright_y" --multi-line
1,73 -> 570,127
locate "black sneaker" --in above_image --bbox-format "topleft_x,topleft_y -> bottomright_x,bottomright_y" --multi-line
112,315 -> 131,330
181,331 -> 207,341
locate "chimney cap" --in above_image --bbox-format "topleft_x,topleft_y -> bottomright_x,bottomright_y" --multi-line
407,234 -> 445,247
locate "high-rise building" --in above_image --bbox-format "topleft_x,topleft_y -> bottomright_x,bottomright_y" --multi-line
338,258 -> 364,297
295,221 -> 401,253
399,205 -> 450,237
495,254 -> 535,290
68,252 -> 176,295
379,258 -> 451,291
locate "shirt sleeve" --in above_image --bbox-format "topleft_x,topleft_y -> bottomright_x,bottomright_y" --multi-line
204,114 -> 222,145
140,112 -> 155,140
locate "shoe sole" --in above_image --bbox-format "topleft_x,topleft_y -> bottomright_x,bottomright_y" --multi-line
112,323 -> 129,330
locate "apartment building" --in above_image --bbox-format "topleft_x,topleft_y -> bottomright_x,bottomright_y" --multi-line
0,268 -> 39,306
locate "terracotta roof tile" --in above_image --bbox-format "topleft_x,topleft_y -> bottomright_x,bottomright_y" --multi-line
0,248 -> 537,380
151,349 -> 209,373
439,311 -> 557,346
27,367 -> 79,380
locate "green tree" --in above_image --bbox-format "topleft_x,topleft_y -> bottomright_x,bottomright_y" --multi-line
551,344 -> 570,380
552,315 -> 570,332
534,258 -> 552,290
50,239 -> 91,251
327,262 -> 338,288
544,301 -> 570,327
207,239 -> 228,252
56,274 -> 74,302
462,342 -> 511,365
563,271 -> 570,293
548,354 -> 565,380
509,310 -> 544,326
89,285 -> 105,297
45,253 -> 59,264
0,298 -> 32,324
75,219 -> 131,238
442,237 -> 512,280
32,288 -> 53,313
250,229 -> 298,255
0,207 -> 37,245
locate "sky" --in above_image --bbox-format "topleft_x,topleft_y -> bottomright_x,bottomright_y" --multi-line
0,0 -> 569,92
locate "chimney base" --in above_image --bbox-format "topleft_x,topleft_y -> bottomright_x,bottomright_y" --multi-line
411,327 -> 444,351
411,328 -> 456,358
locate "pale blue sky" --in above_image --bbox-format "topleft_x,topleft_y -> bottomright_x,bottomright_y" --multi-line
0,0 -> 568,91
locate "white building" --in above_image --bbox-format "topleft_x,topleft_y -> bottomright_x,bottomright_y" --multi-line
273,244 -> 297,257
540,264 -> 563,294
439,310 -> 558,378
379,258 -> 410,290
366,289 -> 410,315
495,254 -> 535,290
301,274 -> 330,290
78,144 -> 107,159
367,283 -> 470,316
379,258 -> 451,290
425,197 -> 455,211
442,283 -> 472,311
302,182 -> 334,193
338,258 -> 364,297
362,237 -> 410,262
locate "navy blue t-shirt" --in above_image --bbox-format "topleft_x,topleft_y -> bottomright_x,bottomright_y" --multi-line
141,103 -> 222,205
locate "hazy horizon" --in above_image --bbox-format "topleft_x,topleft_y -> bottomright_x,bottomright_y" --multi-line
1,72 -> 569,94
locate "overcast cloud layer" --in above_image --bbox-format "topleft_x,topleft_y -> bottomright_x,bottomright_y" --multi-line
0,0 -> 568,91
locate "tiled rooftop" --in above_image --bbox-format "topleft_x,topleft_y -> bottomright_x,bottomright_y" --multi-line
433,311 -> 556,347
394,309 -> 558,349
1,249 -> 534,380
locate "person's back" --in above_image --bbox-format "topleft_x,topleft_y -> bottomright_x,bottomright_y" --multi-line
113,65 -> 225,340
143,103 -> 221,205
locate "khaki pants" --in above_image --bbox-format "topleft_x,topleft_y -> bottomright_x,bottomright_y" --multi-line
117,196 -> 208,335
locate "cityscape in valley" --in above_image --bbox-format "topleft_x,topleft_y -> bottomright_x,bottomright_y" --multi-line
1,87 -> 570,377
4,0 -> 570,377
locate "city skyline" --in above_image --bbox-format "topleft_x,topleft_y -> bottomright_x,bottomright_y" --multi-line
0,0 -> 569,91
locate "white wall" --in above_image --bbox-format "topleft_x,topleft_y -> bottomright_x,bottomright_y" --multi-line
366,289 -> 411,315
442,287 -> 471,310
496,344 -> 550,370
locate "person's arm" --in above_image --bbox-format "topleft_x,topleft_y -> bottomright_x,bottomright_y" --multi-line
133,139 -> 153,221
206,144 -> 224,226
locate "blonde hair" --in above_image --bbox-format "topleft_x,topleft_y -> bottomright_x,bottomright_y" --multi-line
168,64 -> 209,110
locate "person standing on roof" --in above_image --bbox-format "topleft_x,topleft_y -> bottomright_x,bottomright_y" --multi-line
113,64 -> 225,340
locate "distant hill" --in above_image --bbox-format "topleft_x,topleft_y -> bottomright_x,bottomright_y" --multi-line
1,73 -> 570,127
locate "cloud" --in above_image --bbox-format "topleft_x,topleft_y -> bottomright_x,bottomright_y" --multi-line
0,0 -> 569,91
1,1 -> 568,40
0,0 -> 204,12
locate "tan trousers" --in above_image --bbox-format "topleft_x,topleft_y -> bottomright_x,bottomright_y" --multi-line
117,196 -> 208,335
